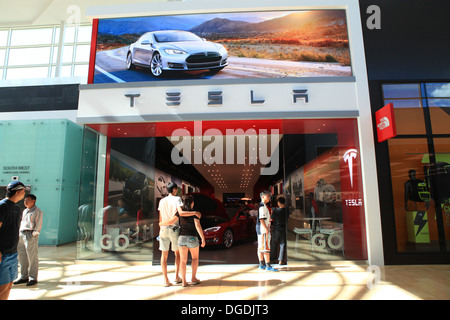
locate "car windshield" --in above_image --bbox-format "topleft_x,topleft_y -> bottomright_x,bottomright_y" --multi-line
154,31 -> 202,43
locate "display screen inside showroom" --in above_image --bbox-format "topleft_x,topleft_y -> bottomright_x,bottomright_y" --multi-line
77,119 -> 367,264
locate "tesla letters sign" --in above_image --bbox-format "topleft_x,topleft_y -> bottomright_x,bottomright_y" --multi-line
125,89 -> 309,107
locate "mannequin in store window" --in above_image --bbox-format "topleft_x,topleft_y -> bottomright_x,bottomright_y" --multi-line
425,162 -> 450,204
404,169 -> 430,211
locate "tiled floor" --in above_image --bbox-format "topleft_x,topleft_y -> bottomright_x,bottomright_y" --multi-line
7,243 -> 450,300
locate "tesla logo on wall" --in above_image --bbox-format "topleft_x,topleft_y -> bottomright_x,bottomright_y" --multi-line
343,149 -> 358,188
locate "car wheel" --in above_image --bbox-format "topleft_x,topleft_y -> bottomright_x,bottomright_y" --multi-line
222,229 -> 234,249
126,52 -> 135,70
150,52 -> 163,77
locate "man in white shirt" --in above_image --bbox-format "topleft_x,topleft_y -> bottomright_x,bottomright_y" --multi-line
257,190 -> 277,272
158,182 -> 200,287
14,194 -> 43,286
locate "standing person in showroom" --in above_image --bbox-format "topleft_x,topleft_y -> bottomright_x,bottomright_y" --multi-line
270,196 -> 288,266
0,181 -> 29,300
158,182 -> 201,287
256,190 -> 277,272
160,195 -> 205,287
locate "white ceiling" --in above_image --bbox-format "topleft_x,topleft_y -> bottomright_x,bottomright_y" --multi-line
170,134 -> 282,197
0,0 -> 164,27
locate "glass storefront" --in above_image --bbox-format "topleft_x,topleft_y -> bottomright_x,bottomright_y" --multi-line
77,119 -> 368,263
383,83 -> 450,254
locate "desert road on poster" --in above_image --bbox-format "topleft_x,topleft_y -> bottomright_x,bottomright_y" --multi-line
94,46 -> 352,83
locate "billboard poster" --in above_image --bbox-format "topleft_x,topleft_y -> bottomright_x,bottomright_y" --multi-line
91,10 -> 352,84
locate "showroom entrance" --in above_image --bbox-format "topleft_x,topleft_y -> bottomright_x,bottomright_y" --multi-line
77,118 -> 367,264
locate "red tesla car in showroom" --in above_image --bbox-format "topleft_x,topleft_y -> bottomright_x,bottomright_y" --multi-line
188,193 -> 256,248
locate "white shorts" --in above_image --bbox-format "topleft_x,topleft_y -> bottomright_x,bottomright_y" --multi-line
257,233 -> 271,253
159,226 -> 180,252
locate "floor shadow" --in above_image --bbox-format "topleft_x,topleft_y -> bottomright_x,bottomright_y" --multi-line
195,279 -> 283,287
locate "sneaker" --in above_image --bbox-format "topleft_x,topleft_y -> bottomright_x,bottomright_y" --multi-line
259,265 -> 266,270
13,278 -> 28,285
26,280 -> 38,286
266,266 -> 278,272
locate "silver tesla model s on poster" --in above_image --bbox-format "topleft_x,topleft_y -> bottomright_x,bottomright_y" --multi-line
126,30 -> 228,77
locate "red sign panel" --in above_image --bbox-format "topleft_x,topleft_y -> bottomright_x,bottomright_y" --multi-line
375,103 -> 397,142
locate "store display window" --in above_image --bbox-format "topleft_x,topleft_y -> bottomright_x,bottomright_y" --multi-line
433,137 -> 450,252
382,84 -> 425,135
425,83 -> 450,135
383,83 -> 450,254
77,119 -> 367,263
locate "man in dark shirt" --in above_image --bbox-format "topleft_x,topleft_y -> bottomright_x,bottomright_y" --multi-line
270,197 -> 289,265
0,181 -> 29,300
